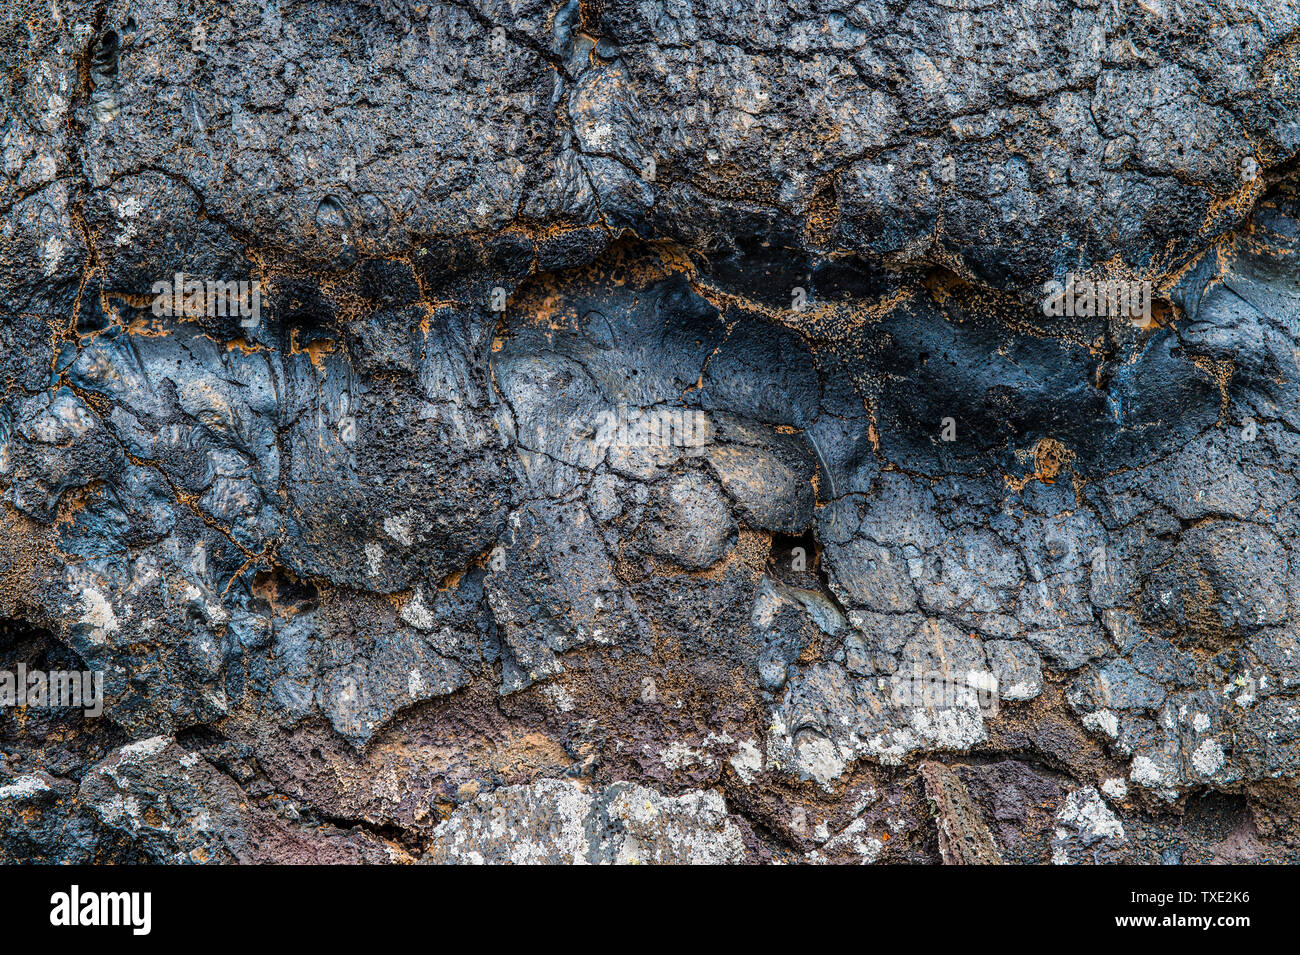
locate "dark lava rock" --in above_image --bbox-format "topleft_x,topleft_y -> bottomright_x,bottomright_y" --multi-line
3,0 -> 1300,864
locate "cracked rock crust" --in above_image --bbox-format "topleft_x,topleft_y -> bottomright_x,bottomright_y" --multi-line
3,0 -> 1300,863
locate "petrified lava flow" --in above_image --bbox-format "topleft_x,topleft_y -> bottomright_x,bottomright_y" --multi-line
2,0 -> 1300,864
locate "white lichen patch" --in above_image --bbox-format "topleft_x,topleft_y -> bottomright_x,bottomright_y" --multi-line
729,740 -> 763,784
543,682 -> 575,713
382,510 -> 418,546
119,736 -> 171,762
365,541 -> 384,576
79,586 -> 120,642
793,734 -> 846,791
1191,738 -> 1225,777
1052,786 -> 1125,863
41,234 -> 65,277
660,741 -> 713,772
111,194 -> 143,246
1059,788 -> 1125,840
62,565 -> 121,644
1100,777 -> 1128,800
1082,708 -> 1119,739
428,779 -> 746,864
813,817 -> 883,864
0,774 -> 52,800
1127,754 -> 1181,801
399,586 -> 435,630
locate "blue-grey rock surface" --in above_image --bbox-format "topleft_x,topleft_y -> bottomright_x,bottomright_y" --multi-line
2,0 -> 1300,863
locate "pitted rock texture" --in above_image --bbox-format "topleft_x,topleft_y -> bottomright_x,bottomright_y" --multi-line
3,0 -> 1300,864
423,779 -> 747,864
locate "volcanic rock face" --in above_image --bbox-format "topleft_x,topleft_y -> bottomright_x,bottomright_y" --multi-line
2,0 -> 1300,864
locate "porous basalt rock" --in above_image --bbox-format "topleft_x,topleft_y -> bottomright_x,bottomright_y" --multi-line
3,0 -> 1300,864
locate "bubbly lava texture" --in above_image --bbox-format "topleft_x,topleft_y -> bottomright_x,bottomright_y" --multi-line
3,0 -> 1300,863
